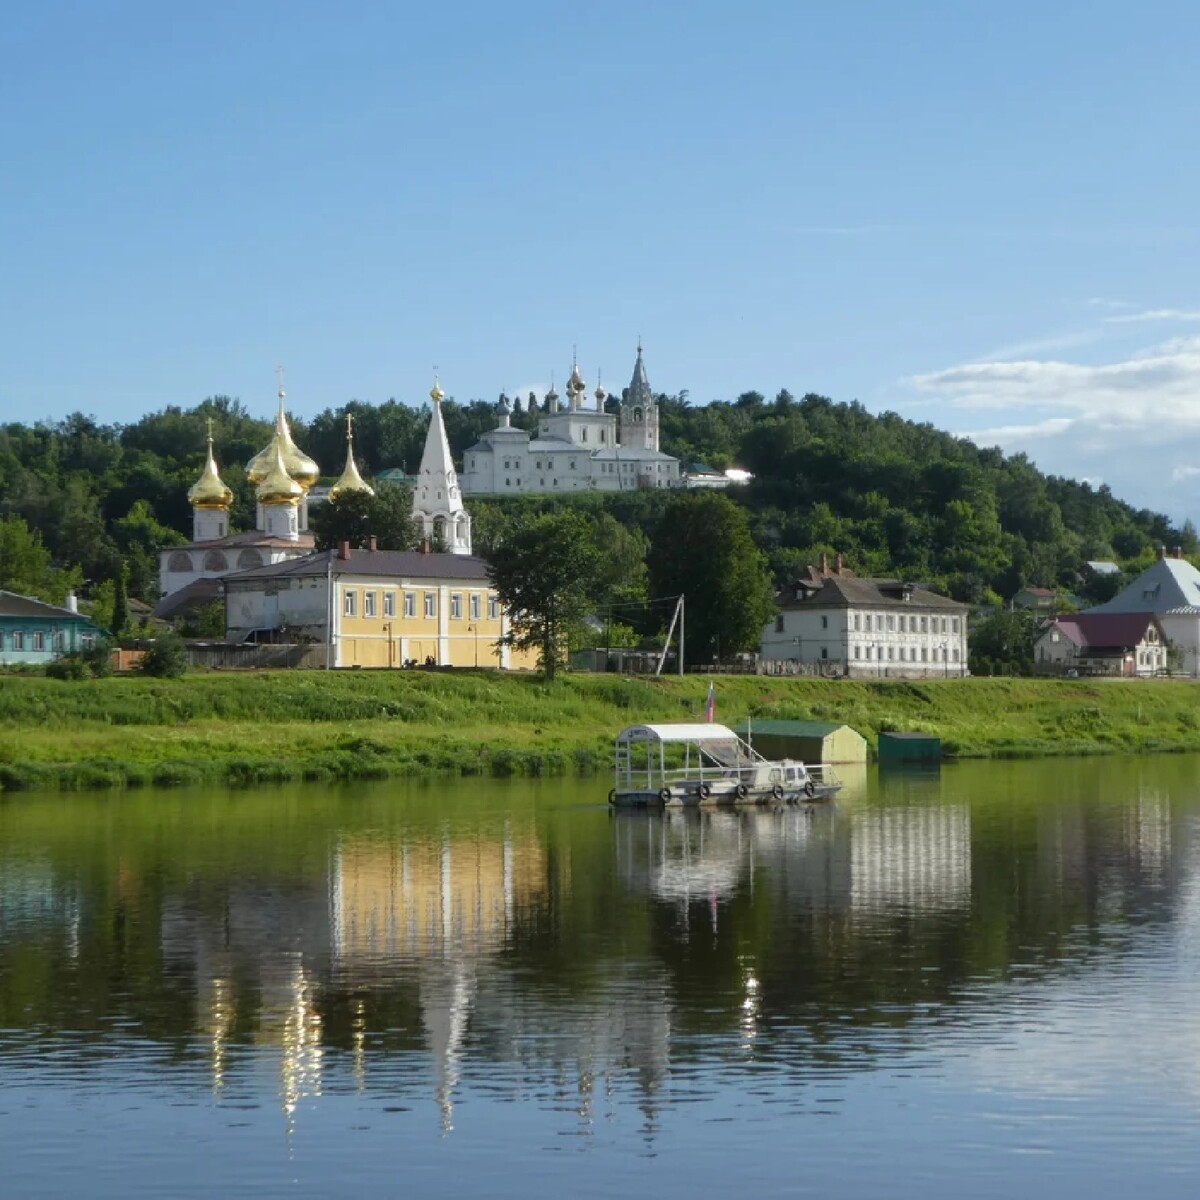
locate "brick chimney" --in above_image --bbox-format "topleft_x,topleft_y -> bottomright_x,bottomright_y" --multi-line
367,535 -> 378,552
819,552 -> 829,574
834,553 -> 844,575
337,540 -> 351,561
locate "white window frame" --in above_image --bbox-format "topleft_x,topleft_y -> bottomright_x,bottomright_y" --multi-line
363,591 -> 377,618
383,592 -> 396,618
424,592 -> 436,618
343,590 -> 357,617
404,592 -> 416,618
450,593 -> 463,620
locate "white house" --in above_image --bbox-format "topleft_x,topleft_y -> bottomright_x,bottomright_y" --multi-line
460,346 -> 681,496
760,556 -> 969,677
1088,546 -> 1200,675
1034,612 -> 1167,677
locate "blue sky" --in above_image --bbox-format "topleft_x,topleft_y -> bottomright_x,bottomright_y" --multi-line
4,1 -> 1200,516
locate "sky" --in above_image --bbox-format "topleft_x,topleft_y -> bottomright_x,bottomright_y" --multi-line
3,1 -> 1200,519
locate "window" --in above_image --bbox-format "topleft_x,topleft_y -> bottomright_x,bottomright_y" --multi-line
168,551 -> 193,573
33,632 -> 45,651
570,460 -> 576,469
450,593 -> 463,620
203,550 -> 229,571
775,614 -> 785,633
424,592 -> 436,618
864,615 -> 872,632
853,614 -> 861,632
821,647 -> 828,660
343,590 -> 357,617
54,631 -> 65,652
404,592 -> 416,618
12,631 -> 24,650
364,591 -> 377,618
921,647 -> 928,662
887,646 -> 894,661
820,615 -> 828,629
854,645 -> 861,660
886,615 -> 895,632
488,596 -> 500,620
920,616 -> 928,633
383,592 -> 396,617
82,634 -> 95,650
470,593 -> 481,620
952,618 -> 960,633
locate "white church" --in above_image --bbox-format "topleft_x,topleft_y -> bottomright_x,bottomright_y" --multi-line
460,345 -> 682,496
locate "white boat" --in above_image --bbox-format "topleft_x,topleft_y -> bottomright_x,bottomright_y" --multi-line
610,723 -> 841,808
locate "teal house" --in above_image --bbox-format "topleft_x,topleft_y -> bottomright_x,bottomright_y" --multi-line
0,590 -> 105,665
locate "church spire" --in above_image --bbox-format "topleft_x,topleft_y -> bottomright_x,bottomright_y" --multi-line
188,418 -> 233,541
413,373 -> 472,555
328,413 -> 374,501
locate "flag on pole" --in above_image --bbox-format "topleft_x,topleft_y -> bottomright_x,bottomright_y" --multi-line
704,680 -> 716,722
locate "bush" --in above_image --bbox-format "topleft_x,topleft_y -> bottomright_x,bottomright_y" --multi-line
139,633 -> 189,678
46,654 -> 88,681
82,639 -> 114,677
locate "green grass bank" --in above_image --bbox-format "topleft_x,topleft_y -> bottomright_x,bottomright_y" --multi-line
2,671 -> 1199,792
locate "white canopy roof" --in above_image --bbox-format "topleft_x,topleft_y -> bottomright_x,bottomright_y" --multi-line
617,723 -> 740,744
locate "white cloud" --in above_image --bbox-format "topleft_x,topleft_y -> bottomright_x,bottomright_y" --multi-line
1172,465 -> 1200,484
1104,308 -> 1200,325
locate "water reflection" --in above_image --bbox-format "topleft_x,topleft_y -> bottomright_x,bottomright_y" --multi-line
2,759 -> 1200,1193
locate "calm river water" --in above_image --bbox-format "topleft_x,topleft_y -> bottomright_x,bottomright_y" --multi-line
3,757 -> 1200,1197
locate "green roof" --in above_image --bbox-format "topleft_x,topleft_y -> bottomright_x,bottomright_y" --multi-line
734,720 -> 851,738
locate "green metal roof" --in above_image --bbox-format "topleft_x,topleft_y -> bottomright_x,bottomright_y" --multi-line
733,720 -> 853,738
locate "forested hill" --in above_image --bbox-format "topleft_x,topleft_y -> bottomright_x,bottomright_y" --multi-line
0,389 -> 1192,608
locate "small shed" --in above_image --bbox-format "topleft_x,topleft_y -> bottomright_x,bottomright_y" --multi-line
734,720 -> 867,764
878,731 -> 942,764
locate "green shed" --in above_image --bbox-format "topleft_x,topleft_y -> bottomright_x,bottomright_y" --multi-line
878,731 -> 942,764
733,720 -> 867,764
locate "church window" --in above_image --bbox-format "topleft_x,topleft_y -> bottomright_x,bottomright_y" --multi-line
488,595 -> 500,620
383,592 -> 396,618
33,632 -> 45,652
600,429 -> 606,443
203,550 -> 228,571
634,407 -> 643,423
470,593 -> 481,620
570,461 -> 576,470
450,593 -> 462,620
581,429 -> 588,443
404,592 -> 416,618
169,551 -> 193,574
424,592 -> 436,618
821,616 -> 828,629
237,549 -> 263,569
343,590 -> 358,618
364,591 -> 377,618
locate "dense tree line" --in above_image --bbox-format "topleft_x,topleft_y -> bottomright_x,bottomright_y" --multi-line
1,387 -> 1193,655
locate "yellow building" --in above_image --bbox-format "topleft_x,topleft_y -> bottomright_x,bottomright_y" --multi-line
223,542 -> 537,669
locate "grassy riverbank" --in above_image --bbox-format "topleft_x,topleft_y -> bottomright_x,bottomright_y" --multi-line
2,670 -> 1199,791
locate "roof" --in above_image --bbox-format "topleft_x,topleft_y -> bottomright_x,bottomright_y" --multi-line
1018,586 -> 1056,598
0,590 -> 96,622
151,577 -> 223,619
223,547 -> 492,584
733,720 -> 860,739
1085,560 -> 1120,576
1091,556 -> 1200,616
879,731 -> 941,742
617,723 -> 741,744
164,530 -> 316,552
777,573 -> 969,612
1044,612 -> 1159,650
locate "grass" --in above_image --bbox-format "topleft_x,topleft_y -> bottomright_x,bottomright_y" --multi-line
2,670 -> 1200,792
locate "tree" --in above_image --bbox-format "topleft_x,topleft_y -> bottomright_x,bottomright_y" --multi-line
486,510 -> 605,679
0,515 -> 80,602
139,630 -> 188,678
648,493 -> 776,667
967,609 -> 1040,675
309,484 -> 421,551
111,564 -> 129,640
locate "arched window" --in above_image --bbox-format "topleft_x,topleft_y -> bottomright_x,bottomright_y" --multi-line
633,407 -> 643,423
237,549 -> 263,569
203,550 -> 229,571
168,551 -> 193,574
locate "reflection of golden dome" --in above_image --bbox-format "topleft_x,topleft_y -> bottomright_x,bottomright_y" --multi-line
247,389 -> 319,489
188,436 -> 234,510
256,441 -> 304,506
329,417 -> 374,501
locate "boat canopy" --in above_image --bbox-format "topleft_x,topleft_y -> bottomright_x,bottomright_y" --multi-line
617,723 -> 742,744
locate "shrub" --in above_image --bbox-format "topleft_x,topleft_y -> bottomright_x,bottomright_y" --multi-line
46,654 -> 88,681
139,633 -> 189,678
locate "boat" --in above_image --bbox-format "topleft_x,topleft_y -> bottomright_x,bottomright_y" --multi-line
610,723 -> 842,808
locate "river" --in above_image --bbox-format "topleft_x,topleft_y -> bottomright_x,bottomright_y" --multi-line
2,756 -> 1199,1197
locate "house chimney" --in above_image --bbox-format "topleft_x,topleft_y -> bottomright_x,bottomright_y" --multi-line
835,553 -> 844,575
338,540 -> 351,561
65,590 -> 78,614
819,552 -> 829,574
1158,545 -> 1167,560
1174,545 -> 1183,559
367,535 -> 378,552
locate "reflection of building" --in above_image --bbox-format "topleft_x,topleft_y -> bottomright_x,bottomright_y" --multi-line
850,805 -> 971,912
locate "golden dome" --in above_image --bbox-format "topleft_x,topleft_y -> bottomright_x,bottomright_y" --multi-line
256,440 -> 304,506
430,377 -> 445,404
188,435 -> 234,510
328,416 -> 375,501
247,388 -> 320,489
569,363 -> 586,393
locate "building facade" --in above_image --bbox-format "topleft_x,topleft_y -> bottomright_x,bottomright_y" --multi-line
760,557 -> 969,677
1034,612 -> 1167,677
222,544 -> 535,670
0,590 -> 105,665
461,347 -> 681,496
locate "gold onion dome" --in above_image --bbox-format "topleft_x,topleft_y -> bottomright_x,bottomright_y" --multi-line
188,435 -> 234,510
569,363 -> 585,392
246,387 -> 320,490
430,377 -> 445,404
329,417 -> 374,501
256,440 -> 304,506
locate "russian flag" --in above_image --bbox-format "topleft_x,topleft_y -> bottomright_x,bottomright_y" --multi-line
704,681 -> 716,722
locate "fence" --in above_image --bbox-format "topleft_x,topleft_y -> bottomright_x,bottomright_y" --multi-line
185,642 -> 328,670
